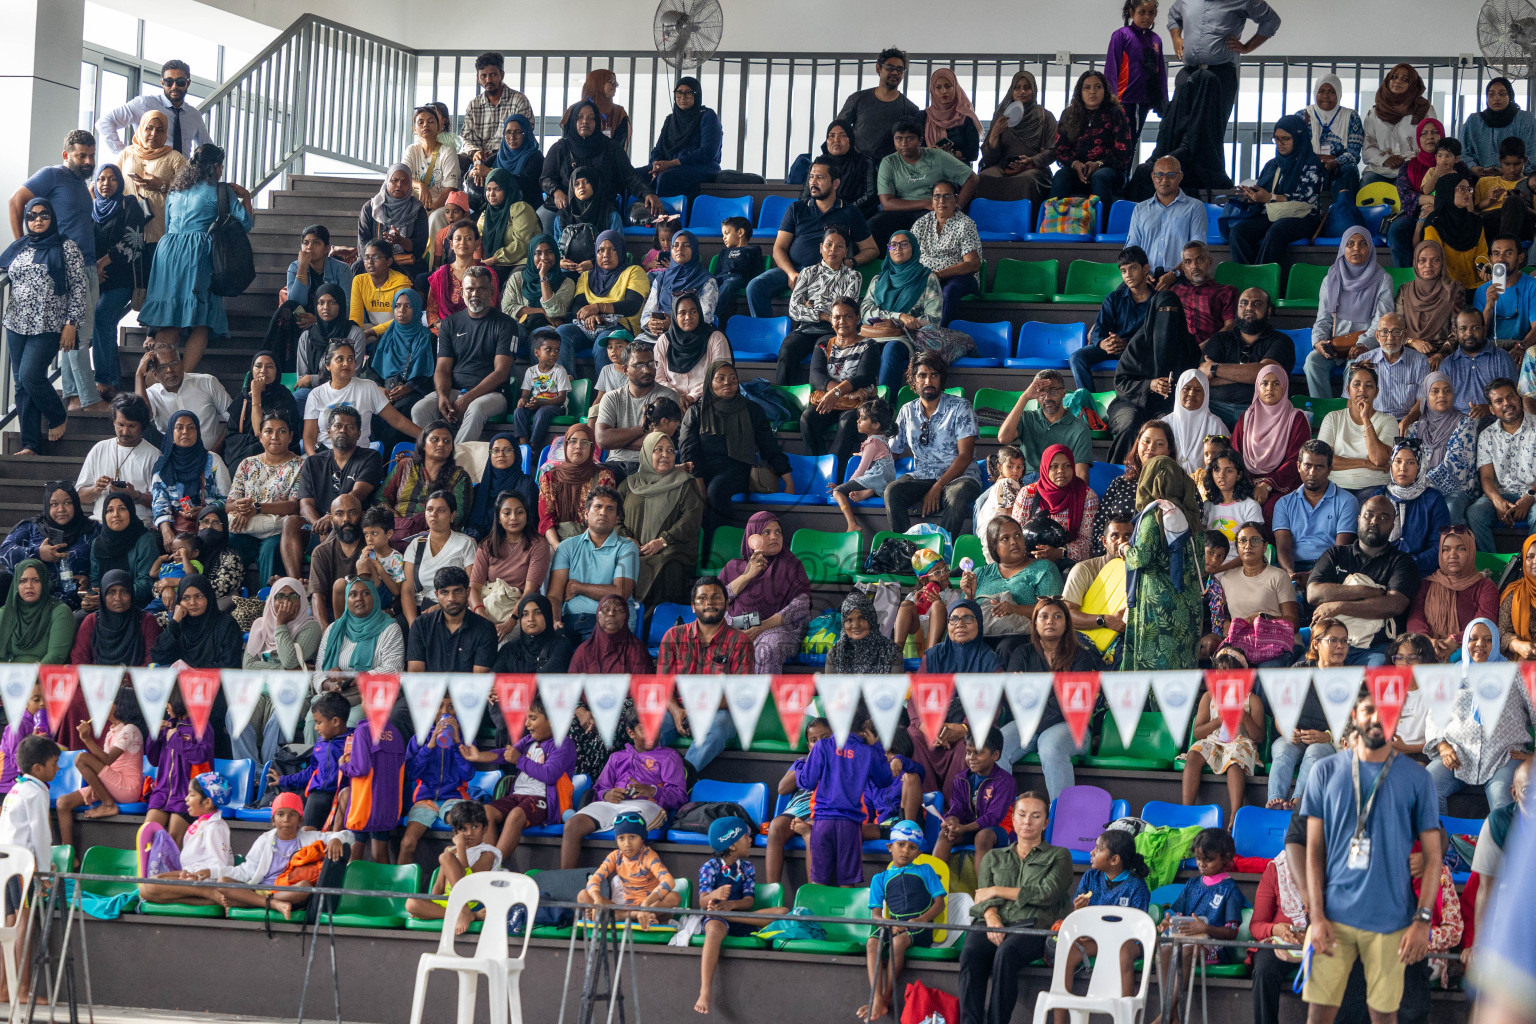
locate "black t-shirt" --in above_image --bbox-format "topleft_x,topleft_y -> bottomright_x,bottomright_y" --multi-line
297,448 -> 384,509
439,308 -> 517,390
1306,542 -> 1421,648
1284,809 -> 1307,848
779,198 -> 873,270
1201,328 -> 1297,406
1005,642 -> 1103,733
406,608 -> 499,672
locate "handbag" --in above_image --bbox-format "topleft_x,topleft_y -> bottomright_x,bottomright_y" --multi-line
902,324 -> 976,365
481,578 -> 523,622
1037,196 -> 1099,235
1262,167 -> 1311,221
208,183 -> 256,297
809,388 -> 863,412
900,980 -> 960,1024
1225,614 -> 1296,664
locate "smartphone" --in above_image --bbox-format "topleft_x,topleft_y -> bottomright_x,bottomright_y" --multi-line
44,526 -> 65,547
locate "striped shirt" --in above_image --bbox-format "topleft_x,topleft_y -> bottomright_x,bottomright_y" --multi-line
586,846 -> 674,905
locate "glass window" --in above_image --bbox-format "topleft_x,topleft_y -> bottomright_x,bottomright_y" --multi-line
84,3 -> 138,55
142,20 -> 218,82
78,63 -> 97,131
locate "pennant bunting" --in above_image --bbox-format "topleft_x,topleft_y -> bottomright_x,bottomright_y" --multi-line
1313,667 -> 1365,742
0,664 -> 39,737
954,674 -> 1005,749
446,673 -> 493,744
1363,666 -> 1411,741
1466,662 -> 1519,741
357,672 -> 401,742
1099,672 -> 1152,749
1053,672 -> 1101,749
1207,668 -> 1256,742
1001,673 -> 1055,750
536,673 -> 583,747
267,672 -> 310,742
860,674 -> 910,749
127,667 -> 177,735
76,665 -> 124,737
176,668 -> 220,740
399,672 -> 447,744
722,674 -> 773,751
676,674 -> 725,752
814,674 -> 862,748
909,675 -> 956,745
1412,664 -> 1463,739
495,675 -> 539,744
1258,668 -> 1312,742
220,670 -> 268,742
1149,671 -> 1203,747
581,674 -> 633,748
770,676 -> 817,748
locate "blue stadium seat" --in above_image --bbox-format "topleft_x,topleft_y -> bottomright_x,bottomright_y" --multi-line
756,194 -> 794,232
648,602 -> 696,656
214,758 -> 254,818
468,771 -> 503,802
369,441 -> 383,454
523,774 -> 592,837
1142,799 -> 1224,830
1096,200 -> 1136,243
666,780 -> 771,844
949,320 -> 1011,367
1442,814 -> 1484,884
1204,204 -> 1225,245
689,194 -> 751,231
725,315 -> 791,360
840,457 -> 913,508
624,194 -> 686,236
1088,461 -> 1121,495
49,751 -> 81,808
519,443 -> 532,475
1284,328 -> 1313,374
234,759 -> 274,822
737,452 -> 836,505
1005,321 -> 1085,369
390,441 -> 414,462
756,792 -> 806,850
969,198 -> 1034,241
1232,805 -> 1291,860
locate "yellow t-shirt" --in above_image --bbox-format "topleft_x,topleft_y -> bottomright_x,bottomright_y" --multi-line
350,269 -> 411,337
1476,174 -> 1522,212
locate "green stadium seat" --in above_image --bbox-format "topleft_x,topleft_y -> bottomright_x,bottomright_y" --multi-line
973,389 -> 1025,438
1083,714 -> 1178,769
50,845 -> 70,874
771,384 -> 811,431
140,897 -> 224,918
323,861 -> 420,928
1477,551 -> 1515,576
1274,263 -> 1327,309
1052,261 -> 1122,304
1203,908 -> 1254,977
854,530 -> 943,584
952,534 -> 986,572
1089,391 -> 1115,439
1215,262 -> 1280,300
78,846 -> 139,901
895,385 -> 963,413
703,525 -> 745,573
790,528 -> 863,584
405,868 -> 484,932
980,258 -> 1059,302
577,879 -> 693,944
281,373 -> 299,389
773,883 -> 871,955
551,378 -> 593,427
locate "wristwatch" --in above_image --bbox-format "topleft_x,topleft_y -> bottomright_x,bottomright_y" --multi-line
1414,907 -> 1433,925
1096,615 -> 1107,628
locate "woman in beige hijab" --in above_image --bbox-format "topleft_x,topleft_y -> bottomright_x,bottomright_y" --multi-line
119,109 -> 188,249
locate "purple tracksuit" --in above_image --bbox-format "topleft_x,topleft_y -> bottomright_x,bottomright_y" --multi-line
796,737 -> 894,886
493,734 -> 578,814
147,718 -> 215,816
338,720 -> 407,834
864,752 -> 922,824
1105,24 -> 1168,108
405,738 -> 476,804
594,745 -> 688,811
0,710 -> 49,796
946,764 -> 1017,836
280,729 -> 351,797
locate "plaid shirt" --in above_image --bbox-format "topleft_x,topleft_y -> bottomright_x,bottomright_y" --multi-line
657,622 -> 755,674
1173,280 -> 1238,344
459,88 -> 534,157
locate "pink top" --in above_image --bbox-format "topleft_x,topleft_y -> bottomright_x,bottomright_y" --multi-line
469,533 -> 553,598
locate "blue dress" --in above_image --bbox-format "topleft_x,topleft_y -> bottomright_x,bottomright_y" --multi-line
139,182 -> 253,335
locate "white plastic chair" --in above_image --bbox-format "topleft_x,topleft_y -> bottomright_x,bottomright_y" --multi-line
407,871 -> 539,1024
0,845 -> 35,1024
1030,905 -> 1156,1024
933,892 -> 974,949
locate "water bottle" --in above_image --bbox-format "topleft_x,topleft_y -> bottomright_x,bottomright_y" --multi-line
434,713 -> 455,748
59,564 -> 77,597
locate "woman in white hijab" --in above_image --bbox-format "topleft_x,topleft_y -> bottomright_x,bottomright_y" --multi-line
1296,73 -> 1364,192
1165,369 -> 1229,476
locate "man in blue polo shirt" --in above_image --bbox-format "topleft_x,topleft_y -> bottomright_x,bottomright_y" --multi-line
1273,439 -> 1358,602
747,157 -> 877,317
548,486 -> 639,642
9,130 -> 98,368
1475,236 -> 1536,353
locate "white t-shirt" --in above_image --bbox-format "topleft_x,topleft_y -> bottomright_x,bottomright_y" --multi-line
520,364 -> 572,402
461,843 -> 502,872
76,438 -> 159,524
513,742 -> 548,797
1396,687 -> 1427,746
404,532 -> 478,601
146,373 -> 232,450
304,378 -> 390,449
1203,498 -> 1264,543
1317,409 -> 1399,490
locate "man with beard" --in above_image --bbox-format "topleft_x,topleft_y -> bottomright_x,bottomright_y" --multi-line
835,48 -> 922,161
657,576 -> 755,770
1347,313 -> 1429,425
885,353 -> 982,535
411,266 -> 518,444
1160,240 -> 1236,343
1468,378 -> 1536,553
10,130 -> 99,354
405,565 -> 497,674
1198,286 -> 1296,425
748,157 -> 878,317
75,393 -> 159,524
1300,688 -> 1440,1024
998,370 -> 1092,479
1441,310 -> 1517,415
291,408 -> 382,609
303,493 -> 365,626
548,487 -> 637,642
1306,496 -> 1419,666
95,59 -> 209,157
1274,440 -> 1359,591
594,339 -> 677,479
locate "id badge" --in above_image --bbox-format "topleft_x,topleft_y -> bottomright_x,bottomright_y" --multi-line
1347,836 -> 1371,870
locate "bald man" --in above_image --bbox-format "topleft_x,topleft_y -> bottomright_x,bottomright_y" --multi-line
305,493 -> 366,625
1125,155 -> 1211,272
1305,495 -> 1419,666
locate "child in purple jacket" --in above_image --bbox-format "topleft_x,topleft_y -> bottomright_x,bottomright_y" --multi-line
1106,0 -> 1168,144
272,691 -> 352,830
398,695 -> 478,865
463,697 -> 577,862
796,712 -> 894,887
862,722 -> 924,831
337,712 -> 407,863
933,727 -> 1016,863
560,707 -> 686,870
145,687 -> 215,844
0,683 -> 48,797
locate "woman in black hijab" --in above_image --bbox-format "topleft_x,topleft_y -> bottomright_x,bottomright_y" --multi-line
0,481 -> 96,610
90,492 -> 158,606
1127,67 -> 1233,198
150,574 -> 242,757
491,594 -> 575,674
223,350 -> 300,466
292,281 -> 363,405
805,120 -> 878,216
537,98 -> 659,234
1106,290 -> 1203,463
647,77 -> 723,199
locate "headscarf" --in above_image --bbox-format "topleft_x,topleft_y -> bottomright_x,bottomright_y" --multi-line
575,594 -> 652,673
663,295 -> 714,375
162,575 -> 238,668
697,358 -> 755,465
991,71 -> 1049,154
656,77 -> 707,158
565,164 -> 617,235
1239,365 -> 1306,477
1502,535 -> 1536,641
0,198 -> 68,295
585,229 -> 627,296
1399,241 -> 1462,344
320,577 -> 393,671
1425,172 -> 1484,253
92,164 -> 126,226
1266,114 -> 1322,198
1410,371 -> 1463,471
245,576 -> 316,659
371,289 -> 436,380
91,568 -> 146,666
1406,118 -> 1444,192
1319,227 -> 1390,323
479,167 -> 520,251
1373,64 -> 1432,126
721,512 -> 811,619
1304,74 -> 1352,157
560,100 -> 611,165
310,282 -> 352,341
1462,617 -> 1506,664
870,229 -> 929,315
818,119 -> 873,198
654,229 -> 710,314
369,163 -> 426,234
1135,454 -> 1202,533
92,493 -> 148,570
1480,78 -> 1520,130
0,560 -> 61,662
1423,529 -> 1486,639
35,480 -> 90,547
1029,443 -> 1093,537
1384,438 -> 1430,542
520,234 -> 567,307
625,431 -> 693,542
550,423 -> 602,521
493,113 -> 541,178
193,504 -> 230,569
153,412 -> 209,497
920,600 -> 1000,673
501,594 -> 572,672
829,591 -> 901,673
1118,291 -> 1203,403
1166,370 -> 1229,474
472,434 -> 533,527
129,109 -> 174,163
924,68 -> 982,150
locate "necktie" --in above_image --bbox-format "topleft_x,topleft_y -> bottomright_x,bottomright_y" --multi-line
171,105 -> 184,155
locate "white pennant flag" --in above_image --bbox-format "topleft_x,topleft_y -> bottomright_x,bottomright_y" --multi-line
580,674 -> 633,747
1258,668 -> 1313,742
536,674 -> 583,747
815,674 -> 863,748
1100,672 -> 1152,749
1149,671 -> 1204,747
1313,667 -> 1365,742
954,674 -> 1005,747
861,674 -> 910,749
676,674 -> 725,752
446,673 -> 493,744
1413,664 -> 1464,740
400,672 -> 449,744
1467,662 -> 1520,740
221,670 -> 268,742
722,674 -> 773,751
1001,673 -> 1055,751
76,666 -> 124,734
0,664 -> 38,736
128,667 -> 178,734
267,672 -> 310,742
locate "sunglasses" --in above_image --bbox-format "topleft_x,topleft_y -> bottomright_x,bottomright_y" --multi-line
162,77 -> 190,87
919,419 -> 932,447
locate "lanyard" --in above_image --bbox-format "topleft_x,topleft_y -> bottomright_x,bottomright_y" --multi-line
1351,750 -> 1395,838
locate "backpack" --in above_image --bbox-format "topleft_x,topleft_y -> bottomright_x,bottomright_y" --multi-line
558,221 -> 596,267
1037,196 -> 1099,235
864,537 -> 919,574
670,800 -> 757,834
208,183 -> 256,297
785,154 -> 812,185
1318,190 -> 1366,239
881,869 -> 936,922
800,609 -> 841,664
753,907 -> 827,943
739,377 -> 797,424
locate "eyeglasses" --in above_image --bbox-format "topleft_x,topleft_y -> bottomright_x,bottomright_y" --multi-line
162,77 -> 190,87
1392,654 -> 1422,664
23,211 -> 49,221
1317,635 -> 1348,645
888,241 -> 912,251
879,63 -> 907,74
566,439 -> 594,449
1150,171 -> 1181,180
931,192 -> 958,201
362,253 -> 387,263
1377,329 -> 1406,339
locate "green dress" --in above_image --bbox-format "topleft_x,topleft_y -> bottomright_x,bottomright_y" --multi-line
1122,507 -> 1202,670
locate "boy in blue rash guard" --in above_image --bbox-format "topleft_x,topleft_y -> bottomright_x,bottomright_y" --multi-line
863,820 -> 947,1021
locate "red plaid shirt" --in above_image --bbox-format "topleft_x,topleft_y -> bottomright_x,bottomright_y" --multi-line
657,622 -> 755,674
1173,280 -> 1238,344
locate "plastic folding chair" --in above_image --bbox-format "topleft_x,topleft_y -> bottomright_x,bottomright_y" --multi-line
1006,321 -> 1085,369
950,320 -> 1011,367
725,315 -> 791,360
0,846 -> 33,1004
1031,906 -> 1156,1024
407,872 -> 540,1024
1047,786 -> 1115,864
688,194 -> 751,231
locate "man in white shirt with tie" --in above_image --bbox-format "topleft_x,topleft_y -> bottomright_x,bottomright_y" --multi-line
95,59 -> 210,158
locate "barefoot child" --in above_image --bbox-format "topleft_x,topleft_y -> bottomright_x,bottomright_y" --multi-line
270,691 -> 352,830
210,791 -> 352,920
405,799 -> 501,934
0,683 -> 48,798
1053,829 -> 1151,1024
399,695 -> 476,865
560,708 -> 686,870
832,398 -> 896,538
0,735 -> 59,1005
1182,647 -> 1264,824
764,717 -> 831,885
1155,828 -> 1245,1024
796,711 -> 894,886
145,687 -> 215,844
136,772 -> 236,906
578,811 -> 681,924
933,727 -> 1016,863
694,816 -> 789,1015
861,820 -> 946,1022
465,697 -> 576,863
57,688 -> 146,850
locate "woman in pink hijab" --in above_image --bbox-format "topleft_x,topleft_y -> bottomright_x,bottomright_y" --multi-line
924,69 -> 983,163
1231,364 -> 1311,523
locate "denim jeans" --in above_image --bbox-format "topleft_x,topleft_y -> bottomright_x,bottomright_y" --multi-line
939,274 -> 979,326
1268,737 -> 1338,804
1468,492 -> 1536,556
1208,399 -> 1249,430
745,267 -> 790,319
714,273 -> 745,323
1425,756 -> 1519,815
511,403 -> 561,450
229,699 -> 287,768
658,707 -> 738,772
1068,343 -> 1117,393
1305,348 -> 1346,400
93,285 -> 132,390
999,720 -> 1088,802
878,340 -> 912,393
57,346 -> 93,404
1444,488 -> 1475,527
1342,644 -> 1391,667
1388,212 -> 1419,268
7,330 -> 67,452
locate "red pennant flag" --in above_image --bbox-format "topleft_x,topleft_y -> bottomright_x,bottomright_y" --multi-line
177,668 -> 221,740
1054,672 -> 1101,748
495,675 -> 539,744
770,676 -> 817,746
1207,668 -> 1256,743
909,675 -> 956,745
1522,662 -> 1536,712
357,673 -> 401,742
1364,666 -> 1411,741
629,675 -> 676,747
38,666 -> 79,733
